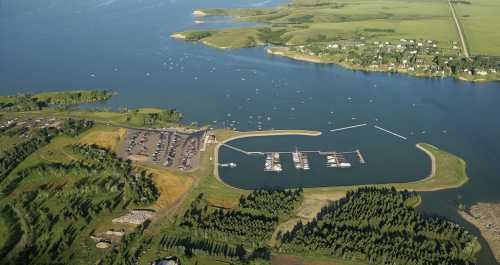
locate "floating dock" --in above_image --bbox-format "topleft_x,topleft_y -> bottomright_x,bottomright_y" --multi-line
264,152 -> 282,172
292,148 -> 310,170
325,152 -> 351,168
221,144 -> 364,171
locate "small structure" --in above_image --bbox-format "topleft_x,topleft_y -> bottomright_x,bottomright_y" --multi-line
153,256 -> 180,265
96,241 -> 111,249
105,230 -> 125,237
112,210 -> 155,225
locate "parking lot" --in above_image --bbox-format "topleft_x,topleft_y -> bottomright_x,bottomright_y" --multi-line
118,128 -> 206,171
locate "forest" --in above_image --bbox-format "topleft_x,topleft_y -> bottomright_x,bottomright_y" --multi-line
279,187 -> 478,265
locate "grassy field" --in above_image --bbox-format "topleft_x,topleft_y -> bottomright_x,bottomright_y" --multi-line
78,126 -> 126,151
454,0 -> 500,56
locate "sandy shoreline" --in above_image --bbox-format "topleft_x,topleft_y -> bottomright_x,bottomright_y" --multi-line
192,10 -> 207,17
170,33 -> 186,39
415,143 -> 437,183
459,203 -> 500,262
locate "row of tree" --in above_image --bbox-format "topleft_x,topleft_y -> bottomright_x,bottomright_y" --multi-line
0,129 -> 51,182
180,189 -> 303,245
60,118 -> 94,136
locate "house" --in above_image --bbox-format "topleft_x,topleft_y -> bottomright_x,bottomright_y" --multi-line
477,70 -> 488,76
153,256 -> 180,265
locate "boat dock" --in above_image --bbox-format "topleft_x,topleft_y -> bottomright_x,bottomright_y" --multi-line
292,148 -> 310,170
325,152 -> 352,168
220,144 -> 366,171
265,152 -> 282,172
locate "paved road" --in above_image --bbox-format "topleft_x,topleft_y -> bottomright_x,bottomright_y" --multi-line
448,0 -> 470,58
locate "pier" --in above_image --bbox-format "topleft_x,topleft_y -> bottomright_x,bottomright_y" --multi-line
221,143 -> 263,155
356,149 -> 366,164
374,125 -> 408,140
330,123 -> 368,132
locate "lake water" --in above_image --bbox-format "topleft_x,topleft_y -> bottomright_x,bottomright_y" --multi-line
1,0 -> 499,263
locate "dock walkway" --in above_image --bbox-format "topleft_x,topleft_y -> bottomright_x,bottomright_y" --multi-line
374,125 -> 407,140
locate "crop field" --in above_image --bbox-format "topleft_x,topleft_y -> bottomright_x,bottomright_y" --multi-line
454,0 -> 500,56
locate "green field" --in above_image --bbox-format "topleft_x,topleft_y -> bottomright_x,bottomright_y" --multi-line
454,0 -> 500,56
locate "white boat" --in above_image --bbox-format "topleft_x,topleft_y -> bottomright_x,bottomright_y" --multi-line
340,162 -> 352,168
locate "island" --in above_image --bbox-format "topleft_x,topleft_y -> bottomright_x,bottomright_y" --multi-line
172,0 -> 500,82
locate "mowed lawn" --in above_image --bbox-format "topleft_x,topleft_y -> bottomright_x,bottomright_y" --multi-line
454,0 -> 500,56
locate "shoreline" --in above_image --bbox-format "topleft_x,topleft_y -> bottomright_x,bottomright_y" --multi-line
414,143 -> 437,184
170,33 -> 186,39
266,47 -> 497,83
458,203 -> 500,263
